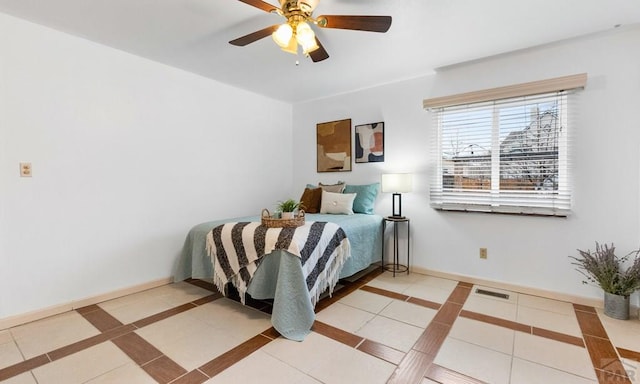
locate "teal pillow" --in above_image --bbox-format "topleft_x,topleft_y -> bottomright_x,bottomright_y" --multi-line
343,183 -> 379,214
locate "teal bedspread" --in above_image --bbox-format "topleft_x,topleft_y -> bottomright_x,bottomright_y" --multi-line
246,251 -> 316,340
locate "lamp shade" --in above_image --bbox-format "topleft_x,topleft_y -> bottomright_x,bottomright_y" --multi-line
272,23 -> 293,48
381,173 -> 413,193
280,36 -> 298,54
296,22 -> 319,54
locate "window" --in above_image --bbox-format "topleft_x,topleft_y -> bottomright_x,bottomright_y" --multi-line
425,74 -> 586,216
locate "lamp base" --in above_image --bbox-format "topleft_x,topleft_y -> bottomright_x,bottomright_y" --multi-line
391,193 -> 404,219
387,215 -> 406,220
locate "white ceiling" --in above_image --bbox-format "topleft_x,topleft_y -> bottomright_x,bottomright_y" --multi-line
0,0 -> 639,103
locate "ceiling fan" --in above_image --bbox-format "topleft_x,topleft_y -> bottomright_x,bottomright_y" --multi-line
229,0 -> 392,63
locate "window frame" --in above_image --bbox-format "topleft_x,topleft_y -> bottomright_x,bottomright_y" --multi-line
424,74 -> 586,216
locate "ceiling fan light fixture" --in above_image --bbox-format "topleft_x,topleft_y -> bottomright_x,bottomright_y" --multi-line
232,0 -> 392,62
280,36 -> 298,55
296,22 -> 317,53
272,23 -> 293,48
301,38 -> 319,54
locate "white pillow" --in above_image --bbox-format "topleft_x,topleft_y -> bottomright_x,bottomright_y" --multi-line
320,190 -> 356,215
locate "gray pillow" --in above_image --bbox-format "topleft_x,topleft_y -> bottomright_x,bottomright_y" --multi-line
318,182 -> 346,193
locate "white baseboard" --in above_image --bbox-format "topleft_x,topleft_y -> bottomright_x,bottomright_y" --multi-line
0,277 -> 173,330
411,266 -> 604,309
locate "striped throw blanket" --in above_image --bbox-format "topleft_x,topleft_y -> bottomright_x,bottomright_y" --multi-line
206,221 -> 350,306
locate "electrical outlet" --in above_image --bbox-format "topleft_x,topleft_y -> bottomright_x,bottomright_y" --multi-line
19,162 -> 32,177
479,247 -> 488,259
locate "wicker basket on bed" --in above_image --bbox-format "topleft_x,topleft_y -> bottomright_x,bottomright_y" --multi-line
261,209 -> 305,228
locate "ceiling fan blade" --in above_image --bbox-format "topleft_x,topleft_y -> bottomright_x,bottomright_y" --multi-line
229,25 -> 278,46
309,37 -> 329,63
236,0 -> 279,13
316,15 -> 392,33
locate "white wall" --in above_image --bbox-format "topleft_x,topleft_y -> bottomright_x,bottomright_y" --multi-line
0,13 -> 292,319
2,12 -> 638,322
293,26 -> 640,302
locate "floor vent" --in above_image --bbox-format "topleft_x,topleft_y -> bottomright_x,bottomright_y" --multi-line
475,288 -> 509,300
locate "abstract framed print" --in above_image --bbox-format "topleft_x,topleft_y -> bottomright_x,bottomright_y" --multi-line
317,118 -> 352,172
355,122 -> 384,163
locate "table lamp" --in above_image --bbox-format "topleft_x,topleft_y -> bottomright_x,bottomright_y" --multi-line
381,173 -> 413,219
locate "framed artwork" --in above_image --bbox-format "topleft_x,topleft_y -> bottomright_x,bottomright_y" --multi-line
317,118 -> 352,172
355,122 -> 384,163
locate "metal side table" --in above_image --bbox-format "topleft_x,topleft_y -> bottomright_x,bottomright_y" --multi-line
381,216 -> 410,277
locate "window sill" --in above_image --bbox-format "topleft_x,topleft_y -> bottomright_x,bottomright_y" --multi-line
431,203 -> 570,217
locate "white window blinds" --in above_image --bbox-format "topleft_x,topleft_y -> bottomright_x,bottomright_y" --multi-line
425,74 -> 586,216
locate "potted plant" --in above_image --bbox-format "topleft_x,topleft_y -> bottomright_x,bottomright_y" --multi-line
277,198 -> 301,220
570,242 -> 640,320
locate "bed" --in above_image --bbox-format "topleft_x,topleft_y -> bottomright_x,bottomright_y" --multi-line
175,213 -> 382,281
174,212 -> 383,340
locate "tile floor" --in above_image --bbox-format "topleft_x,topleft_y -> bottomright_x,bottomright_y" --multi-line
1,270 -> 639,384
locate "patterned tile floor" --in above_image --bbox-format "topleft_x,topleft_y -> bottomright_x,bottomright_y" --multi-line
1,268 -> 639,384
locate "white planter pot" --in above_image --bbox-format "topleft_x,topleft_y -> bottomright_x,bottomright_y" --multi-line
281,212 -> 294,220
